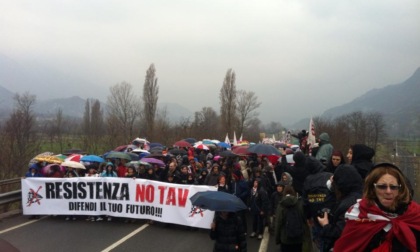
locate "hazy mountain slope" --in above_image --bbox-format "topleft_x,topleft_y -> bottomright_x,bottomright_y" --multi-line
323,67 -> 420,117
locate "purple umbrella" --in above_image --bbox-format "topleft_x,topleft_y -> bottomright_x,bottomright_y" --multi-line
140,157 -> 165,167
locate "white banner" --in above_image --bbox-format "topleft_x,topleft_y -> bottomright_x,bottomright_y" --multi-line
22,178 -> 216,229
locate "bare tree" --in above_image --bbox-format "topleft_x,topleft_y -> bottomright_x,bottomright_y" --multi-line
82,99 -> 105,153
219,68 -> 237,135
192,107 -> 220,139
0,92 -> 40,178
153,107 -> 171,144
107,82 -> 142,144
236,90 -> 261,136
143,64 -> 159,139
366,112 -> 386,150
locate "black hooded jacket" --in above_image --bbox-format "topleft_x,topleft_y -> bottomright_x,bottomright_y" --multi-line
320,164 -> 363,251
302,157 -> 334,219
351,144 -> 375,179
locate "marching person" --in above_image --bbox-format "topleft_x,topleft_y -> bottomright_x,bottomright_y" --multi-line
210,211 -> 247,252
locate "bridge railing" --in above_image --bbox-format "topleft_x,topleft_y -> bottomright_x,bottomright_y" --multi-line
0,178 -> 22,214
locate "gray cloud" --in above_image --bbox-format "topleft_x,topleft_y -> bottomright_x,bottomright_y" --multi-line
1,0 -> 419,124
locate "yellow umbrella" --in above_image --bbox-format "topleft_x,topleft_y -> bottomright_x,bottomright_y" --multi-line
33,153 -> 63,164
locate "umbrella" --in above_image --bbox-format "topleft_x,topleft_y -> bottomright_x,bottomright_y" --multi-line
194,144 -> 209,150
190,190 -> 247,212
105,151 -> 132,161
61,160 -> 86,169
183,138 -> 197,144
140,157 -> 165,167
65,154 -> 83,162
34,154 -> 63,164
132,148 -> 150,154
168,148 -> 187,156
149,142 -> 163,149
217,142 -> 231,149
127,161 -> 151,167
173,140 -> 192,148
125,144 -> 138,152
231,146 -> 250,156
127,152 -> 140,161
132,138 -> 150,144
247,144 -> 280,156
219,150 -> 237,158
81,155 -> 105,163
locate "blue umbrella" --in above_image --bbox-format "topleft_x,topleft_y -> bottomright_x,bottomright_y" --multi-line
190,191 -> 247,212
80,155 -> 105,163
247,144 -> 280,156
217,142 -> 231,148
183,138 -> 197,144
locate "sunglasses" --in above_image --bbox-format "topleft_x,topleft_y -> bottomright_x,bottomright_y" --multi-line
374,183 -> 401,191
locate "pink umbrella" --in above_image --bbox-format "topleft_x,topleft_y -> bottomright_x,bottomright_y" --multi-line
140,157 -> 166,167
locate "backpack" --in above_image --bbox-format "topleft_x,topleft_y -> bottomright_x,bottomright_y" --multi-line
284,205 -> 304,239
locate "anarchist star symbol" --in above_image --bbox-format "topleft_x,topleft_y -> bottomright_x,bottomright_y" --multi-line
27,186 -> 43,207
189,206 -> 205,217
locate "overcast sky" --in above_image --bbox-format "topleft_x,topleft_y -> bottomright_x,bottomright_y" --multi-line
1,1 -> 419,124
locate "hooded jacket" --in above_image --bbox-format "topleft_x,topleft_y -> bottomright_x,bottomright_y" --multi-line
315,133 -> 334,163
302,157 -> 334,219
320,164 -> 363,251
275,194 -> 306,245
351,144 -> 375,179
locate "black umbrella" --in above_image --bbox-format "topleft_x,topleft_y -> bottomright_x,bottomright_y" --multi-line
183,138 -> 197,144
247,144 -> 280,156
219,150 -> 238,157
168,148 -> 187,156
190,190 -> 247,212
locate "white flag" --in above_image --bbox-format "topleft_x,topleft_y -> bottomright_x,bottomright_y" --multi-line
225,133 -> 230,145
233,131 -> 238,146
239,133 -> 243,142
307,118 -> 316,150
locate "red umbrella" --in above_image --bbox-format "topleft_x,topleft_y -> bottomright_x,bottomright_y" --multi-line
65,154 -> 83,162
232,145 -> 250,156
194,144 -> 209,150
173,140 -> 192,148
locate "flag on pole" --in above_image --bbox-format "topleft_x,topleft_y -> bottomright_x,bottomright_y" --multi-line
239,133 -> 243,142
272,134 -> 276,141
307,118 -> 316,154
225,133 -> 231,145
233,131 -> 238,146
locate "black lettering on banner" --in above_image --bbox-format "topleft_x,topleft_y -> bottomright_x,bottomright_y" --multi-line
78,182 -> 86,199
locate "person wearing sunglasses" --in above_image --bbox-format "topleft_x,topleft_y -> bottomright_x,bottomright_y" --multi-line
334,163 -> 420,251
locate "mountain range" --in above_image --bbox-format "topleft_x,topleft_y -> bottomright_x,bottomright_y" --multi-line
1,50 -> 419,136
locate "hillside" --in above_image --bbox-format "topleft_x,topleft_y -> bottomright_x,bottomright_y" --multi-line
322,67 -> 420,136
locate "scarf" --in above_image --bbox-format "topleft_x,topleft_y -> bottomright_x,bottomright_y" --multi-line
334,198 -> 420,252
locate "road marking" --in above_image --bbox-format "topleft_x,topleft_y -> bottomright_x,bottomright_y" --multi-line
0,217 -> 45,234
258,226 -> 270,252
101,224 -> 149,252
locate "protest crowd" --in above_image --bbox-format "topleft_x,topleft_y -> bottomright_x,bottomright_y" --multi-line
24,131 -> 420,252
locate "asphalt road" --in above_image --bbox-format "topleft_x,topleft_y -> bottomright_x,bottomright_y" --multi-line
0,213 -> 278,252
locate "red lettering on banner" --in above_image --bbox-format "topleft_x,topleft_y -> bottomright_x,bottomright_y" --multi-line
166,187 -> 176,205
158,186 -> 165,204
155,186 -> 190,207
178,188 -> 189,207
135,184 -> 154,203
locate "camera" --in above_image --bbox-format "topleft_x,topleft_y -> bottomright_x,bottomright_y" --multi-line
317,208 -> 331,218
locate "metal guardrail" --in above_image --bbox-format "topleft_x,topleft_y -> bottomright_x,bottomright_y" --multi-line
0,178 -> 22,212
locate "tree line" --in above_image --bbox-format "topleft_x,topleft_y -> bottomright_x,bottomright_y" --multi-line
0,64 -> 387,179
